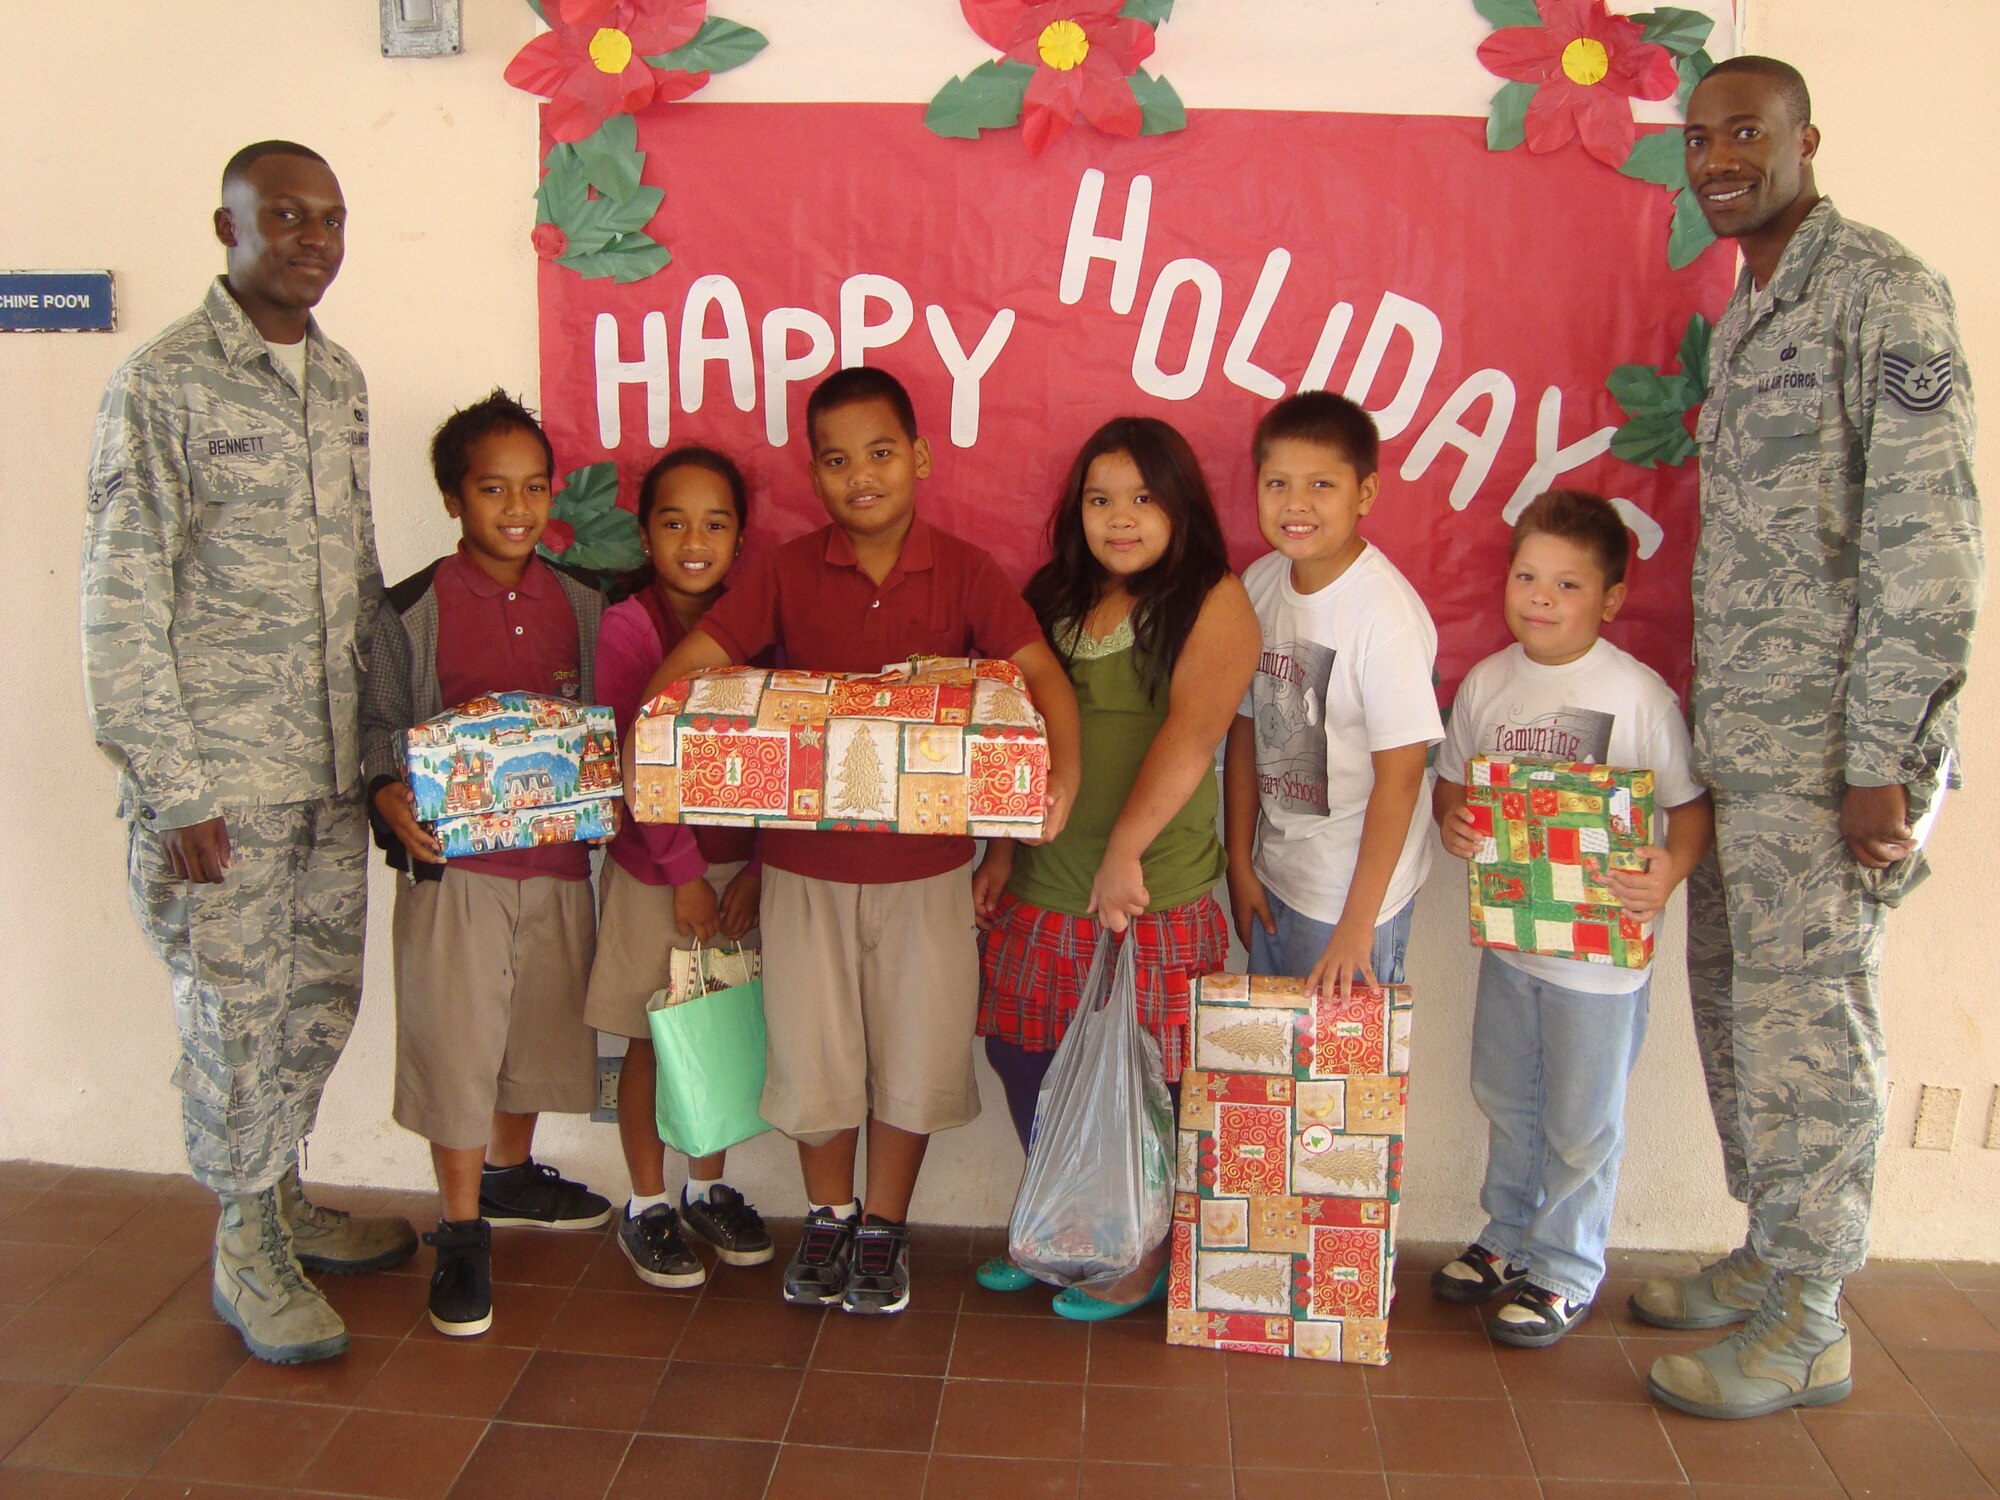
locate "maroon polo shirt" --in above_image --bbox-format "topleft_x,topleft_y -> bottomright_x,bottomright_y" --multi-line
433,545 -> 589,881
698,517 -> 1043,883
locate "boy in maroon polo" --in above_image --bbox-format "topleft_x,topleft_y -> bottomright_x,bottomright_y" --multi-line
642,367 -> 1081,1314
362,391 -> 615,1338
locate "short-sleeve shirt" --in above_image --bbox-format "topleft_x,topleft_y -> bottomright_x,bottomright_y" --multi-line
1239,545 -> 1444,927
698,517 -> 1043,883
1440,637 -> 1702,995
433,545 -> 587,881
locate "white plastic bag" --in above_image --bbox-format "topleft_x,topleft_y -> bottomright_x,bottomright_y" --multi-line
1006,934 -> 1176,1289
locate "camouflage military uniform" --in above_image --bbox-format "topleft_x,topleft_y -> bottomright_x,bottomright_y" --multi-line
82,277 -> 384,1196
1690,201 -> 1981,1277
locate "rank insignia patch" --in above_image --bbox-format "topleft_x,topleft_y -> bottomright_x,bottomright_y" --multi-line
1883,350 -> 1953,413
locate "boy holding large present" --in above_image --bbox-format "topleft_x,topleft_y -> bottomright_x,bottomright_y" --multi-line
1431,489 -> 1711,1345
641,367 -> 1080,1314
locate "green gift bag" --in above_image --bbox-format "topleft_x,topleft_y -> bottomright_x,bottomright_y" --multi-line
645,945 -> 772,1158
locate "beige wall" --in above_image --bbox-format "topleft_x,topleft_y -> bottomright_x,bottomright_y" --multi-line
3,1 -> 1992,1256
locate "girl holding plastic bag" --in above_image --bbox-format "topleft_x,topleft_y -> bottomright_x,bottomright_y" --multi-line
973,417 -> 1261,1318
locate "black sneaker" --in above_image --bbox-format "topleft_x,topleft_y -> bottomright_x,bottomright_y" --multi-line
1487,1283 -> 1592,1348
617,1202 -> 707,1289
842,1217 -> 911,1316
680,1184 -> 774,1267
424,1219 -> 492,1337
782,1208 -> 855,1307
478,1159 -> 612,1229
1430,1243 -> 1530,1306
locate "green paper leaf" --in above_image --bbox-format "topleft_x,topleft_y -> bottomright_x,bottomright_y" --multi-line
573,115 -> 642,201
596,183 -> 665,236
557,197 -> 618,255
1607,364 -> 1683,414
535,144 -> 589,227
1131,69 -> 1187,135
1619,128 -> 1687,188
1487,80 -> 1535,151
1474,0 -> 1543,27
559,235 -> 672,284
1610,412 -> 1698,468
1677,312 -> 1712,394
646,16 -> 768,74
1668,185 -> 1717,268
924,59 -> 1034,140
1676,47 -> 1714,115
1120,0 -> 1175,22
1632,7 -> 1714,56
541,463 -> 644,572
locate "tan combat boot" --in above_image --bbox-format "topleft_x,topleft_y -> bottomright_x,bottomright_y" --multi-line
1647,1272 -> 1852,1419
212,1187 -> 349,1365
278,1168 -> 419,1275
1629,1244 -> 1774,1330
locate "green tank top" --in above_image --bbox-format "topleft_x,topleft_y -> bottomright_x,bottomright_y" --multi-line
1007,616 -> 1226,918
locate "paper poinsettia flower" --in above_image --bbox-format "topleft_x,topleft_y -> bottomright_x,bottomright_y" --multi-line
1477,0 -> 1678,168
929,0 -> 1184,156
505,0 -> 710,143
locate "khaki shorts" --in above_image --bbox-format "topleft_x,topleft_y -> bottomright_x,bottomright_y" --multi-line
392,869 -> 597,1150
760,863 -> 982,1142
583,858 -> 759,1038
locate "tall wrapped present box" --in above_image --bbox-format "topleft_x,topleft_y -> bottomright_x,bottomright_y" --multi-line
1166,974 -> 1412,1365
628,657 -> 1048,839
404,692 -> 622,857
1464,753 -> 1656,969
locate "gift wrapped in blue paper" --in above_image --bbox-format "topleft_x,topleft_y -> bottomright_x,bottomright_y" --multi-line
403,692 -> 622,857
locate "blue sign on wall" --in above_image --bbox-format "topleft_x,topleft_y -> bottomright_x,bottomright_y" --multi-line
0,272 -> 116,332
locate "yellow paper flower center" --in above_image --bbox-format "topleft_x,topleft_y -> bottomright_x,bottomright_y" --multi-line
1561,36 -> 1610,86
1038,19 -> 1091,71
589,26 -> 634,74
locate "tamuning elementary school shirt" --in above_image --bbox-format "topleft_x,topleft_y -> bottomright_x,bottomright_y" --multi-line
1437,637 -> 1704,996
1240,545 -> 1444,929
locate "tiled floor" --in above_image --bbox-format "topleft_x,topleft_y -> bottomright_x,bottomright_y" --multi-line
3,1161 -> 1998,1499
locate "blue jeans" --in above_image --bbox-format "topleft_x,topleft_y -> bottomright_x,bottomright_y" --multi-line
1248,891 -> 1412,986
1469,950 -> 1650,1303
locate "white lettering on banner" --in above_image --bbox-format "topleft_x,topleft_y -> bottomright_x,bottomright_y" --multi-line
761,307 -> 835,447
1059,168 -> 1152,315
1344,292 -> 1444,441
680,275 -> 756,414
1299,302 -> 1355,393
1133,258 -> 1224,401
925,304 -> 1017,449
1404,369 -> 1517,509
1610,498 -> 1665,559
594,310 -> 671,448
840,274 -> 915,369
1222,248 -> 1291,400
1505,386 -> 1617,519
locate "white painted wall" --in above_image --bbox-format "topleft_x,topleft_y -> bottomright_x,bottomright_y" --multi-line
2,1 -> 1992,1257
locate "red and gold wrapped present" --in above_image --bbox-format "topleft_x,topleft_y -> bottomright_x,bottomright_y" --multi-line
1166,973 -> 1412,1366
628,657 -> 1048,839
1465,753 -> 1656,969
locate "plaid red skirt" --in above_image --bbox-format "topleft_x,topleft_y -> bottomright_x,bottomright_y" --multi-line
976,892 -> 1231,1082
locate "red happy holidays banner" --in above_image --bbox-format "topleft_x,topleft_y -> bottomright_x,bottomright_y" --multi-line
537,102 -> 1734,696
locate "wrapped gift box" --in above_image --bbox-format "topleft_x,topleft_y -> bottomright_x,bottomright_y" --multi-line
1166,973 -> 1412,1366
404,692 -> 622,857
1464,754 -> 1656,969
629,657 -> 1048,839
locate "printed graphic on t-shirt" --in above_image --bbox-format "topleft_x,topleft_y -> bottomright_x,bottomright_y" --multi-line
552,667 -> 582,701
1482,703 -> 1613,763
1252,639 -> 1335,814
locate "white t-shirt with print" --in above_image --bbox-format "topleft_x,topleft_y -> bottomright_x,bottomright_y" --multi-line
1240,544 -> 1445,929
1438,637 -> 1704,996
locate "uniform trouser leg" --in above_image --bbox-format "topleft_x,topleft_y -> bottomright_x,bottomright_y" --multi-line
129,796 -> 368,1196
1686,790 -> 1888,1278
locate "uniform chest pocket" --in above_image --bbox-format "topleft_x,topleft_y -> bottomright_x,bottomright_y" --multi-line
184,425 -> 302,550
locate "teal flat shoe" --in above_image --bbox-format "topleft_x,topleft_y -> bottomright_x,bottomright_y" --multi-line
975,1256 -> 1036,1292
1051,1265 -> 1170,1322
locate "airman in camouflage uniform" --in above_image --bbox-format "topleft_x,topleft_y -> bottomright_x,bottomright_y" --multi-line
82,142 -> 416,1365
1629,61 -> 1982,1419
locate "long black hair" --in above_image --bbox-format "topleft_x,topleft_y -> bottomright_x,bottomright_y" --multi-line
1024,417 -> 1230,699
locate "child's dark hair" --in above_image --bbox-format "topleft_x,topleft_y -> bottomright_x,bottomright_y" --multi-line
1512,489 -> 1631,587
430,389 -> 554,498
1025,417 -> 1231,699
805,366 -> 918,447
636,446 -> 749,528
1252,390 -> 1379,477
